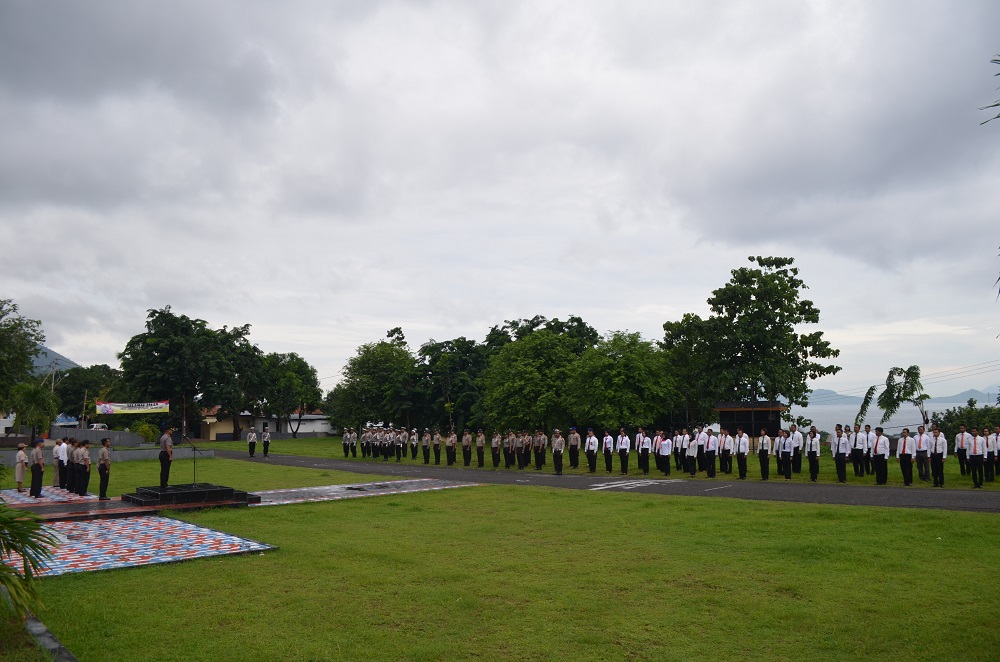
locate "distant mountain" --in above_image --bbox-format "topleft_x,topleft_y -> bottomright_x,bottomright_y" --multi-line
30,346 -> 80,376
927,389 -> 988,403
808,389 -> 865,405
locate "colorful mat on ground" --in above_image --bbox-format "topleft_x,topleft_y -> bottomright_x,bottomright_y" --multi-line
253,478 -> 477,506
1,486 -> 96,506
1,515 -> 274,577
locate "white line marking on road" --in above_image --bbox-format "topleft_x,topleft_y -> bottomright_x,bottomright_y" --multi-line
704,484 -> 733,492
589,479 -> 683,491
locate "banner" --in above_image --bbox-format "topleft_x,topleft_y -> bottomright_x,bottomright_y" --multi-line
95,401 -> 169,415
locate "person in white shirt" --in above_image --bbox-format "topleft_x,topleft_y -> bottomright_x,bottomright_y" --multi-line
694,427 -> 708,473
805,429 -> 821,482
57,437 -> 69,490
789,424 -> 804,475
830,424 -> 851,483
674,429 -> 687,472
914,425 -> 932,483
658,433 -> 672,476
896,428 -> 916,486
247,427 -> 258,458
863,424 -> 876,476
602,430 -> 614,473
734,427 -> 750,479
968,427 -> 986,488
584,429 -> 599,473
989,426 -> 1000,483
871,427 -> 890,485
983,426 -> 996,484
850,424 -> 865,477
636,428 -> 651,476
929,425 -> 948,487
704,429 -> 719,478
779,430 -> 793,480
954,424 -> 970,476
616,428 -> 630,475
686,429 -> 699,477
758,428 -> 772,481
719,428 -> 734,475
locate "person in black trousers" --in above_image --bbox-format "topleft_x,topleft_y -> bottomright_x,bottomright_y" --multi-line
969,428 -> 985,488
97,438 -> 112,500
780,431 -> 793,481
758,429 -> 771,481
29,439 -> 45,498
77,439 -> 92,496
831,425 -> 849,483
158,427 -> 174,489
897,429 -> 915,487
603,431 -> 614,473
806,430 -> 820,482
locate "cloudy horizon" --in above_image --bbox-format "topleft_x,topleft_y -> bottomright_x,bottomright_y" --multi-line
3,0 -> 999,400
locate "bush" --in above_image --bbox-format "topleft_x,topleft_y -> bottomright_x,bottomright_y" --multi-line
132,421 -> 160,445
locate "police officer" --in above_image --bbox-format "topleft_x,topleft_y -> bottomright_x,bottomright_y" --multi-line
98,437 -> 112,500
247,427 -> 258,458
158,426 -> 174,489
29,439 -> 45,498
343,428 -> 351,457
491,432 -> 502,469
461,430 -> 472,467
422,429 -> 432,464
567,427 -> 581,469
475,430 -> 486,468
77,439 -> 92,496
551,429 -> 565,475
410,428 -> 419,460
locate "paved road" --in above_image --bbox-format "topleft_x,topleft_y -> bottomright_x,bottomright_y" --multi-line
215,450 -> 1000,514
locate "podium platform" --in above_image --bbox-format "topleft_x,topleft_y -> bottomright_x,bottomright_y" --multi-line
122,483 -> 261,507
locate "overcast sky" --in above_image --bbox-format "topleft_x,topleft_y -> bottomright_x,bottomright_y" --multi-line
2,0 -> 999,401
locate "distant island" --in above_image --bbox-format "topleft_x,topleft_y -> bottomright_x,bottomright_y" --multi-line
806,386 -> 1000,406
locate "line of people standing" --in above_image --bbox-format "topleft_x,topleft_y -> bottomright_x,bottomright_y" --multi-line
12,437 -> 112,500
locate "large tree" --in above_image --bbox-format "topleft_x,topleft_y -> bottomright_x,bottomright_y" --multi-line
661,313 -> 720,425
0,299 -> 45,412
9,381 -> 59,440
325,339 -> 418,431
855,365 -> 930,426
53,364 -> 125,423
261,352 -> 322,437
665,256 -> 841,420
565,331 -> 676,431
478,330 -> 576,431
418,337 -> 485,432
200,325 -> 264,440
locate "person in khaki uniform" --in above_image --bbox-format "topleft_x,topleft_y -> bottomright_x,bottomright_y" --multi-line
567,428 -> 581,469
475,430 -> 486,468
14,443 -> 28,493
29,439 -> 45,498
445,431 -> 458,466
77,439 -> 92,496
550,429 -> 566,475
98,437 -> 112,500
461,430 -> 472,466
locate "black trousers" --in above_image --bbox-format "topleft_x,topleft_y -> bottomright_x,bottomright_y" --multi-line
491,447 -> 501,468
775,452 -> 784,477
66,461 -> 76,494
423,446 -> 431,464
78,467 -> 90,496
851,448 -> 864,476
835,453 -> 848,482
159,450 -> 171,488
957,448 -> 968,475
697,446 -> 705,471
569,446 -> 579,469
808,451 -> 819,481
263,440 -> 270,457
660,453 -> 671,476
343,442 -> 350,457
587,450 -> 597,473
98,464 -> 110,498
792,449 -> 802,474
721,450 -> 732,474
639,449 -> 650,475
58,459 -> 68,489
864,452 -> 873,475
986,452 -> 995,482
395,445 -> 403,461
900,454 -> 914,485
248,442 -> 256,457
874,456 -> 888,485
29,464 -> 43,497
619,450 -> 629,474
476,447 -> 485,467
534,448 -> 543,470
462,446 -> 471,466
781,452 -> 792,479
361,442 -> 369,458
411,444 -> 418,459
433,445 -> 441,464
758,451 -> 769,480
687,455 -> 697,476
351,443 -> 357,458
931,453 -> 945,486
705,450 -> 717,477
553,450 -> 564,474
504,448 -> 514,469
736,452 -> 747,479
446,447 -> 457,465
674,448 -> 683,470
916,451 -> 929,481
970,455 -> 984,487
604,450 -> 613,472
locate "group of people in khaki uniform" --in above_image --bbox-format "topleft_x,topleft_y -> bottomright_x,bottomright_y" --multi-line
11,437 -> 112,500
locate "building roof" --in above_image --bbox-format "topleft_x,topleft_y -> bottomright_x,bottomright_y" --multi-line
714,401 -> 787,411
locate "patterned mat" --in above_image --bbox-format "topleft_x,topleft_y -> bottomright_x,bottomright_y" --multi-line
1,515 -> 273,577
253,478 -> 477,506
1,487 -> 96,505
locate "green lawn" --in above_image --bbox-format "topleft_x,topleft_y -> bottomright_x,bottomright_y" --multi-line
0,617 -> 46,662
28,480 -> 1000,661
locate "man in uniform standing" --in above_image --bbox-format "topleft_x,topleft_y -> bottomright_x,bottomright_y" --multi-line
29,438 -> 45,498
969,427 -> 986,488
584,428 -> 599,473
758,428 -> 772,481
445,430 -> 458,466
930,424 -> 947,487
896,428 -> 915,486
567,428 -> 581,470
77,439 -> 92,496
805,428 -> 821,482
863,424 -> 875,476
57,436 -> 69,490
704,429 -> 718,478
422,429 -> 432,464
602,430 -> 614,473
914,425 -> 931,482
410,429 -> 419,460
159,426 -> 174,489
955,424 -> 971,476
850,424 -> 864,477
491,431 -> 502,469
51,438 -> 63,489
461,430 -> 472,467
984,425 -> 996,483
476,430 -> 486,468
830,424 -> 850,483
98,437 -> 112,500
719,427 -> 734,475
343,428 -> 351,457
551,429 -> 565,475
871,427 -> 890,485
397,428 -> 407,462
789,424 -> 804,474
735,427 -> 749,480
261,426 -> 271,458
616,428 -> 630,475
247,427 -> 257,458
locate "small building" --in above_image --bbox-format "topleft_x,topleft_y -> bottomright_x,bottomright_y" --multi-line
714,401 -> 787,439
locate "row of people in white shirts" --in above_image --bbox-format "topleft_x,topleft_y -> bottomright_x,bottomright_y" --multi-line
595,428 -> 752,455
829,424 -> 998,456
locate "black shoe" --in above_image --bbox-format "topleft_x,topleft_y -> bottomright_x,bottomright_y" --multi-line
99,496 -> 111,501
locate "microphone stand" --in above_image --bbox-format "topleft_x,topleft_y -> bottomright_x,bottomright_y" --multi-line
184,435 -> 199,485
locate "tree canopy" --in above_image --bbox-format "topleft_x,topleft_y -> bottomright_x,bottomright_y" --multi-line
0,299 -> 45,411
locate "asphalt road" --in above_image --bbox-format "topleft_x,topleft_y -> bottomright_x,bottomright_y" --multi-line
215,450 -> 1000,514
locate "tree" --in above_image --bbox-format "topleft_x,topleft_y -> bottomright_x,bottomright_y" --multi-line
661,314 -> 720,425
0,299 -> 45,412
9,381 -> 58,440
261,353 -> 322,437
325,340 -> 417,430
200,325 -> 264,440
118,307 -> 221,434
980,55 -> 1000,125
478,330 -> 576,431
53,364 -> 124,423
930,398 -> 1000,440
855,365 -> 930,426
0,501 -> 58,619
419,337 -> 486,432
565,332 -> 676,431
680,256 -> 841,416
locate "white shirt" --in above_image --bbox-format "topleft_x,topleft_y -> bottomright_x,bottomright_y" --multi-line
585,435 -> 598,452
896,435 -> 913,457
705,435 -> 719,452
736,433 -> 749,454
57,442 -> 68,463
603,435 -> 614,452
616,434 -> 630,452
930,433 -> 948,457
247,430 -> 257,444
695,431 -> 708,447
970,435 -> 986,457
781,436 -> 794,453
872,435 -> 890,458
986,434 -> 998,454
789,430 -> 804,451
658,438 -> 673,455
915,433 -> 931,452
639,435 -> 652,451
758,435 -> 772,454
830,433 -> 850,456
679,434 -> 690,449
720,435 -> 734,452
805,434 -> 820,454
955,432 -> 970,453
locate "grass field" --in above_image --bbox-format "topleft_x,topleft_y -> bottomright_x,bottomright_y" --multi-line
25,474 -> 1000,661
0,617 -> 46,662
207,436 -> 1000,491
